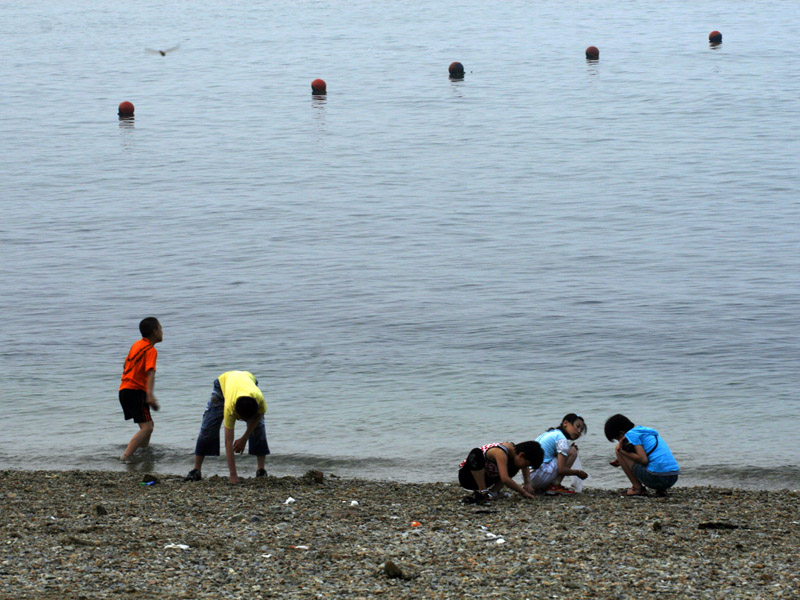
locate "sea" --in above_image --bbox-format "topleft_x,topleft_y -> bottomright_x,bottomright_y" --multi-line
1,0 -> 799,490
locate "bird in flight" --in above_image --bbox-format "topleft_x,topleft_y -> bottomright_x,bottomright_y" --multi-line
146,44 -> 180,56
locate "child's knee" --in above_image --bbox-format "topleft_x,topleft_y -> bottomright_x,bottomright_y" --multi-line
197,427 -> 218,445
466,448 -> 486,471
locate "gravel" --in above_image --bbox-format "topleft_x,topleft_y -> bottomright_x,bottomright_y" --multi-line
2,470 -> 798,599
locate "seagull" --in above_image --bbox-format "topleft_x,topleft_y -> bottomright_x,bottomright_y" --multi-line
146,44 -> 180,56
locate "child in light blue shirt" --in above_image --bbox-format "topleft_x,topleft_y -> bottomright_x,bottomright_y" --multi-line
530,413 -> 589,495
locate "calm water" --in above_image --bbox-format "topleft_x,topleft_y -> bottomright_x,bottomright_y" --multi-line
1,0 -> 799,489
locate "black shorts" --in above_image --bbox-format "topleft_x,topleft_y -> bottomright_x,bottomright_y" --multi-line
458,467 -> 501,491
119,389 -> 152,423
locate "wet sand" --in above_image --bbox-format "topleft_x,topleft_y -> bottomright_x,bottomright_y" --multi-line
2,470 -> 798,599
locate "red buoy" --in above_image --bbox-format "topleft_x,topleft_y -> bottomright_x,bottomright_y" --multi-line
311,78 -> 327,94
709,31 -> 722,44
585,46 -> 599,60
448,61 -> 464,78
118,101 -> 134,117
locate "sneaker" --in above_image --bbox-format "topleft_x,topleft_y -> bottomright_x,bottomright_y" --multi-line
256,468 -> 268,478
545,484 -> 576,496
184,469 -> 202,482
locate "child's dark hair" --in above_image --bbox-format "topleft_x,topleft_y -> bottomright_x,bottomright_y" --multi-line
235,396 -> 259,421
514,441 -> 544,469
604,414 -> 635,442
139,317 -> 160,338
554,413 -> 586,437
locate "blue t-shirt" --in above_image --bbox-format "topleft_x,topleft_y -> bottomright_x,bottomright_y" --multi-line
625,426 -> 679,475
535,429 -> 571,463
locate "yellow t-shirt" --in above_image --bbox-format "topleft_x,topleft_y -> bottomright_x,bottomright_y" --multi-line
218,371 -> 267,429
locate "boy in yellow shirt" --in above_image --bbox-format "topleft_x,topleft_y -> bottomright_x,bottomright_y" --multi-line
185,371 -> 270,484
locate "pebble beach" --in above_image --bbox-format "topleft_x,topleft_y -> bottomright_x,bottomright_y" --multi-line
2,470 -> 798,599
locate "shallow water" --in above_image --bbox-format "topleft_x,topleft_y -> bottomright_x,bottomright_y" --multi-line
1,0 -> 799,488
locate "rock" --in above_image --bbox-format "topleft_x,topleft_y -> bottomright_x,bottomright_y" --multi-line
383,560 -> 404,579
382,560 -> 418,580
93,504 -> 108,516
303,470 -> 325,484
698,522 -> 738,530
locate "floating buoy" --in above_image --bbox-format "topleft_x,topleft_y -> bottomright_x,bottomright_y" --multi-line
448,61 -> 464,79
585,46 -> 599,60
709,31 -> 722,44
118,101 -> 134,117
311,78 -> 327,94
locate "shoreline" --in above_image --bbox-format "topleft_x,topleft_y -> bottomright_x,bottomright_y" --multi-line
2,460 -> 798,492
2,470 -> 799,599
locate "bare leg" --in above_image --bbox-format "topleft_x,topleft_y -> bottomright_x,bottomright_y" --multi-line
615,448 -> 644,492
121,421 -> 154,460
554,445 -> 579,486
257,455 -> 266,471
471,469 -> 487,491
140,427 -> 153,449
193,455 -> 205,471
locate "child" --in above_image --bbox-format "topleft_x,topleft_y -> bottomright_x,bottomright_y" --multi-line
118,317 -> 163,461
530,413 -> 589,495
185,371 -> 270,484
604,414 -> 680,497
458,441 -> 543,503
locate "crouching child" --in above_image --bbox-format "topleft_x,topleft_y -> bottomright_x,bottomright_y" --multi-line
458,441 -> 543,504
604,414 -> 679,497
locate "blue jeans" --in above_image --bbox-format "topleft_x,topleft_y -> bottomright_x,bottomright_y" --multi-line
634,463 -> 678,490
193,379 -> 270,456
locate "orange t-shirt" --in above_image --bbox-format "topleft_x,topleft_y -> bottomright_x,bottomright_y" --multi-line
119,338 -> 157,391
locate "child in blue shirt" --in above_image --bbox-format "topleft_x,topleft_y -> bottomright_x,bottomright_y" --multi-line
604,414 -> 680,497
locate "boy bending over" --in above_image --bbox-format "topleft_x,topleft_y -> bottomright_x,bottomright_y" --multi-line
185,371 -> 270,484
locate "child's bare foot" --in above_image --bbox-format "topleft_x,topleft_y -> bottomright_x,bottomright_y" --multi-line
119,454 -> 132,463
609,459 -> 620,467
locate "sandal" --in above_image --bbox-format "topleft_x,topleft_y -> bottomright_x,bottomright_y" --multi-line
622,487 -> 649,497
461,491 -> 489,505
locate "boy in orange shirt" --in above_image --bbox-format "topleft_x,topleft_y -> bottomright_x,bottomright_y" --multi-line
118,317 -> 163,461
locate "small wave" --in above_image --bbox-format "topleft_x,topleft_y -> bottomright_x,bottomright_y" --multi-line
682,464 -> 800,489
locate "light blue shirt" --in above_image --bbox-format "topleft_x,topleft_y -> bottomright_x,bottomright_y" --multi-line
625,426 -> 680,475
535,429 -> 570,463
